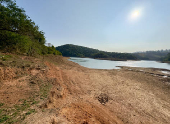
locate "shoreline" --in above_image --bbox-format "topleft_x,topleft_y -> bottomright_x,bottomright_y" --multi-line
68,56 -> 136,61
161,61 -> 170,64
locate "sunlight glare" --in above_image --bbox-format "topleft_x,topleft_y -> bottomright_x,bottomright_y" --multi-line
129,8 -> 143,21
132,11 -> 139,17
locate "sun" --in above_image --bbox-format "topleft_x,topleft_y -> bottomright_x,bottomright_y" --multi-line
132,11 -> 139,17
129,8 -> 142,21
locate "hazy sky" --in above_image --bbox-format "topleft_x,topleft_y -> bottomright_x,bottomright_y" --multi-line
16,0 -> 170,52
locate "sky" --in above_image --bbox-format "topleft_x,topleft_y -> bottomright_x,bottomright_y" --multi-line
16,0 -> 170,53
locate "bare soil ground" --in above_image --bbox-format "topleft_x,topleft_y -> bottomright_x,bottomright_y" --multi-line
0,54 -> 170,124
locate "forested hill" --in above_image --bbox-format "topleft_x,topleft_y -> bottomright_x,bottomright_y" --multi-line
0,0 -> 61,56
56,44 -> 137,60
162,53 -> 170,62
133,50 -> 170,61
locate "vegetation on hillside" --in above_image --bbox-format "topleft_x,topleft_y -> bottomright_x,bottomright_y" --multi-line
163,53 -> 170,62
56,44 -> 137,60
133,50 -> 170,61
0,0 -> 61,56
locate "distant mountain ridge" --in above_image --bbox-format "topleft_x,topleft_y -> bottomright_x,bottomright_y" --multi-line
56,44 -> 137,60
133,49 -> 170,61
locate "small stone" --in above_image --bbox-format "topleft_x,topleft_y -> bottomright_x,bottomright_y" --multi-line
30,81 -> 36,84
97,93 -> 109,105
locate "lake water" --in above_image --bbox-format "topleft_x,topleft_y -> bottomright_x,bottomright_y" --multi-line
69,57 -> 170,70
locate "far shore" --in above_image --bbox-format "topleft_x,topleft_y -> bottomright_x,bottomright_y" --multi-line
161,61 -> 170,64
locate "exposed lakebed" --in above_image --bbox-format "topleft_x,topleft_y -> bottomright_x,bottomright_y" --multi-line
69,57 -> 170,70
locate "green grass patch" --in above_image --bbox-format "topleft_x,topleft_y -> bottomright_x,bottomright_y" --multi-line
0,98 -> 40,123
40,83 -> 52,99
0,103 -> 4,107
0,115 -> 10,123
0,55 -> 12,61
31,99 -> 39,105
25,109 -> 35,115
0,109 -> 3,114
42,109 -> 45,112
14,100 -> 30,112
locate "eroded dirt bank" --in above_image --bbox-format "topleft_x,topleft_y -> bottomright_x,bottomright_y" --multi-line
0,54 -> 170,124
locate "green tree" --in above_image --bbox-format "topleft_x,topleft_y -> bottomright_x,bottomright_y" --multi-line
0,0 -> 61,56
164,53 -> 170,61
92,52 -> 109,58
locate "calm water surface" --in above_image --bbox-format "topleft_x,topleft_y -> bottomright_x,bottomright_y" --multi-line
69,57 -> 170,70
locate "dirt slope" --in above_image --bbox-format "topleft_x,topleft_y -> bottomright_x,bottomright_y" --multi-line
0,54 -> 170,124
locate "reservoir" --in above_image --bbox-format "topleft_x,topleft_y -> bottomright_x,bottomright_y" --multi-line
69,57 -> 170,70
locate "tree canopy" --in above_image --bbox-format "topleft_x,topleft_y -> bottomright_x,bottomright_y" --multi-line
164,53 -> 170,61
133,49 -> 170,61
0,0 -> 61,56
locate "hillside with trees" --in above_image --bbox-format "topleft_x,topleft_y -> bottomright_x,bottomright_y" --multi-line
56,44 -> 137,60
163,53 -> 170,62
0,0 -> 61,56
133,50 -> 170,61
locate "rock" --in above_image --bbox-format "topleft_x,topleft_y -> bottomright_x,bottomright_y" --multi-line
97,93 -> 109,105
30,81 -> 36,84
82,121 -> 88,124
